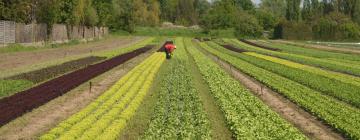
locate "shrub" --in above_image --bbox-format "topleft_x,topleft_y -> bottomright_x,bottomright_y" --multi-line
234,13 -> 263,38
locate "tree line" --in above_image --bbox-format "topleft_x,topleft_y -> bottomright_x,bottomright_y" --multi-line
1,0 -> 360,40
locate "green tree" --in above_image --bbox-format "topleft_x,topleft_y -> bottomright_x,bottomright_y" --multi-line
36,0 -> 61,31
84,0 -> 98,26
111,0 -> 135,32
235,12 -> 263,38
93,0 -> 113,26
233,0 -> 254,10
147,0 -> 161,26
286,0 -> 301,21
260,0 -> 286,18
302,0 -> 312,21
176,0 -> 197,25
201,0 -> 240,30
255,9 -> 277,30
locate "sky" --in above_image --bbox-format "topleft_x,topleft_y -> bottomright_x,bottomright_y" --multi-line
252,0 -> 261,5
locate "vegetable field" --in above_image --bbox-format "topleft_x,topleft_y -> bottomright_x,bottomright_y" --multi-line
1,36 -> 360,140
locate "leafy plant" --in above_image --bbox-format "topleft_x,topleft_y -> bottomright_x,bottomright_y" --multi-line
40,52 -> 165,140
201,41 -> 360,140
186,38 -> 306,139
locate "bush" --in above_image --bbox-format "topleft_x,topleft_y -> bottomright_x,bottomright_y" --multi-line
312,12 -> 360,41
274,19 -> 312,40
234,13 -> 263,38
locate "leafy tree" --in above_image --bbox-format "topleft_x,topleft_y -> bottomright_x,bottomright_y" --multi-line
254,10 -> 277,30
36,0 -> 61,32
286,0 -> 301,21
235,12 -> 263,38
201,0 -> 240,30
93,0 -> 113,26
111,0 -> 135,32
232,0 -> 254,10
176,0 -> 197,25
147,0 -> 161,26
84,0 -> 98,26
302,0 -> 312,21
260,0 -> 286,18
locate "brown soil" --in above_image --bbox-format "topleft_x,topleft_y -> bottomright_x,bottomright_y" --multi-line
272,40 -> 360,54
0,36 -> 145,72
221,44 -> 247,53
7,56 -> 105,83
201,45 -> 344,140
0,49 -> 156,140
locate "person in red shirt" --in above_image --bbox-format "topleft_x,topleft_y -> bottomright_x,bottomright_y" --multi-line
164,41 -> 177,59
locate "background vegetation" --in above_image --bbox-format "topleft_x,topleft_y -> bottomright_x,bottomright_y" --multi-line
1,0 -> 360,40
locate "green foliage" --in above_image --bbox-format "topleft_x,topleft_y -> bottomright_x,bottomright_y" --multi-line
187,39 -> 306,139
275,20 -> 312,40
234,12 -> 263,38
224,39 -> 360,76
0,44 -> 38,53
201,0 -> 241,30
285,0 -> 301,21
97,37 -> 155,58
204,41 -> 360,140
36,0 -> 61,31
0,80 -> 33,98
254,10 -> 277,31
232,0 -> 254,10
84,4 -> 98,26
41,52 -> 164,140
260,0 -> 286,18
313,12 -> 360,41
133,27 -> 204,37
143,38 -> 211,139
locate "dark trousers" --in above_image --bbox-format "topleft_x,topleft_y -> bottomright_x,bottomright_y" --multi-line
165,49 -> 171,59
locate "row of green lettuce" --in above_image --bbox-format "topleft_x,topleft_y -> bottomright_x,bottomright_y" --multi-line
222,39 -> 360,76
201,41 -> 360,140
142,37 -> 211,139
257,40 -> 360,62
185,38 -> 307,139
206,41 -> 360,108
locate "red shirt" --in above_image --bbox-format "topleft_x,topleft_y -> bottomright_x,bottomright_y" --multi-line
165,44 -> 176,53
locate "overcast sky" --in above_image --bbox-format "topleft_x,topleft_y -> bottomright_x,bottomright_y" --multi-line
252,0 -> 261,5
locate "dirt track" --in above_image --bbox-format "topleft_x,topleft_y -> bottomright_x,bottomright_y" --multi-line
0,36 -> 145,72
197,41 -> 344,140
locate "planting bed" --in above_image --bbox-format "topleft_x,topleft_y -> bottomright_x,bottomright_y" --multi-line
7,56 -> 105,83
240,39 -> 281,51
221,44 -> 247,53
0,46 -> 152,126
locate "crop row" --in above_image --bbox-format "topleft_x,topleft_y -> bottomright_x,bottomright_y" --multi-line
243,52 -> 360,107
0,45 -> 152,127
40,52 -> 165,140
142,38 -> 211,139
207,41 -> 360,108
238,39 -> 360,70
223,39 -> 360,76
98,37 -> 156,58
255,40 -> 360,62
200,42 -> 360,139
0,79 -> 33,98
186,38 -> 307,139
